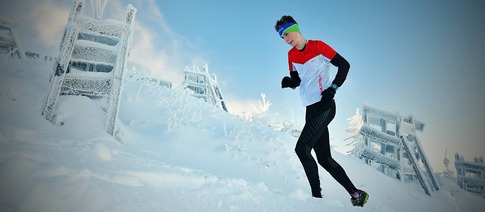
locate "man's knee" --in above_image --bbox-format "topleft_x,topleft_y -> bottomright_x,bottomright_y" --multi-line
295,145 -> 305,157
295,144 -> 311,159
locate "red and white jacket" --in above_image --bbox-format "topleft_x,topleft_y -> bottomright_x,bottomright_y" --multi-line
288,40 -> 337,106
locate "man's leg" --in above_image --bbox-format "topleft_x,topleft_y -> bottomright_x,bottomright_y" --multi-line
295,142 -> 321,197
295,102 -> 334,197
313,126 -> 358,195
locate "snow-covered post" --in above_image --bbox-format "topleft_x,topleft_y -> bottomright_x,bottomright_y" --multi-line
105,4 -> 137,136
42,1 -> 83,121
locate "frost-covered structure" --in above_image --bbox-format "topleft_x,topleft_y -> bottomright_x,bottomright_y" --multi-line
0,16 -> 53,61
0,16 -> 25,59
455,153 -> 485,198
183,64 -> 228,112
347,105 -> 439,195
41,0 -> 136,136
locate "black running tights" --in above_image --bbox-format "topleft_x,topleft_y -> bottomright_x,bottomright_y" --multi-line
295,100 -> 357,195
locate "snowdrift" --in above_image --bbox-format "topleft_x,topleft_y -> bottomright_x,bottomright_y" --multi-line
0,56 -> 484,211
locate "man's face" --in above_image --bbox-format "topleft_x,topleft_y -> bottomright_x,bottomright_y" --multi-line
281,31 -> 300,47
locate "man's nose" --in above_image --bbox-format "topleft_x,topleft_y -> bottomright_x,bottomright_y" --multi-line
284,37 -> 290,43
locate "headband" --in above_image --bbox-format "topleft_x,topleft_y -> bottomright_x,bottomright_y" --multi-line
278,23 -> 300,37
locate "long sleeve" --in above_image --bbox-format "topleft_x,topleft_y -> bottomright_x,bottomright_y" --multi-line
330,53 -> 350,87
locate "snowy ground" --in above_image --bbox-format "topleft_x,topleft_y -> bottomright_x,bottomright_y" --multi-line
0,56 -> 484,212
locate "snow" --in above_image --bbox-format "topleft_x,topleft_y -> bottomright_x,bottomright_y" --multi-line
1,56 -> 485,212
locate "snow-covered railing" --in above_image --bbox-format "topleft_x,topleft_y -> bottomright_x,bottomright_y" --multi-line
41,0 -> 136,136
362,105 -> 400,123
183,64 -> 228,112
357,145 -> 401,170
455,153 -> 485,198
359,125 -> 401,146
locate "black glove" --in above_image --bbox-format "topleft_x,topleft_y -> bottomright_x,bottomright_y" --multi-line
281,71 -> 301,89
281,76 -> 295,89
321,87 -> 336,103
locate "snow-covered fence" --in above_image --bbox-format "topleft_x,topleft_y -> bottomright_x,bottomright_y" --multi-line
455,153 -> 485,198
348,105 -> 439,195
183,64 -> 228,112
41,0 -> 136,136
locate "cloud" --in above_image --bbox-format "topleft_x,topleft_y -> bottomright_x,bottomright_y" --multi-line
31,0 -> 70,47
129,23 -> 184,85
0,0 -> 137,56
0,0 -> 206,87
144,0 -> 177,41
126,0 -> 208,87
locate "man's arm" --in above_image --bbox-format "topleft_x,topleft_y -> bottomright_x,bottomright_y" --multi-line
330,53 -> 350,87
320,53 -> 350,102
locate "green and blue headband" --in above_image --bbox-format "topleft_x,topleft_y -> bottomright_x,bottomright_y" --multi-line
277,22 -> 300,37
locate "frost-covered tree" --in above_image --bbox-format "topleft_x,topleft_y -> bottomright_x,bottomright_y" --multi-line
240,93 -> 301,137
249,93 -> 272,119
345,108 -> 363,152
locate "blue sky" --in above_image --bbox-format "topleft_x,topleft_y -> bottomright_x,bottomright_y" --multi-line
1,0 -> 484,172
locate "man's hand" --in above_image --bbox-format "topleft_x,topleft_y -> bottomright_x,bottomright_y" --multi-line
282,76 -> 296,89
321,87 -> 336,102
281,71 -> 301,89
